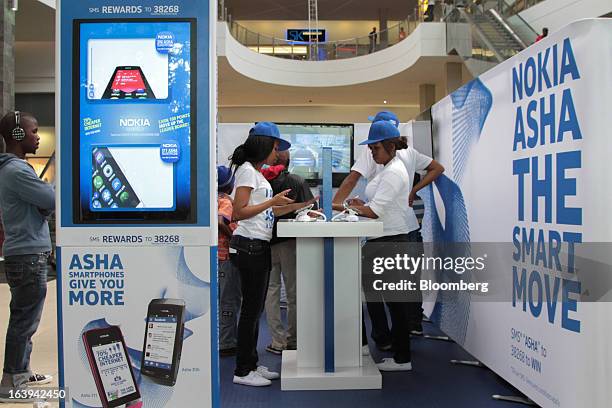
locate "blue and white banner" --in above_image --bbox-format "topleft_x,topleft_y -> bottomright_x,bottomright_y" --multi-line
57,0 -> 216,246
59,246 -> 214,407
422,19 -> 612,407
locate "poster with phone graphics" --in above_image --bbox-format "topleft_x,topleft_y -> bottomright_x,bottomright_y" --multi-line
75,20 -> 195,222
92,341 -> 138,402
58,2 -> 216,407
59,246 -> 213,408
143,316 -> 177,370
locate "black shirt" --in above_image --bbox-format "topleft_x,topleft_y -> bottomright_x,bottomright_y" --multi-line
270,170 -> 315,245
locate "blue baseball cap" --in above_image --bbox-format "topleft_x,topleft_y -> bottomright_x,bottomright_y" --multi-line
359,120 -> 401,145
367,111 -> 400,127
217,165 -> 235,190
249,122 -> 291,151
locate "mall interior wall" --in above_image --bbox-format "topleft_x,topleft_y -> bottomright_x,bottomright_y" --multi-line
218,106 -> 422,125
15,41 -> 55,93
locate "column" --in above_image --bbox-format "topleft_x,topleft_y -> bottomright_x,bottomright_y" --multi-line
445,62 -> 463,95
0,2 -> 14,244
378,8 -> 389,49
0,1 -> 15,112
419,84 -> 436,120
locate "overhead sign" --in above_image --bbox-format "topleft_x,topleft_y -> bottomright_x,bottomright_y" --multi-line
287,28 -> 326,43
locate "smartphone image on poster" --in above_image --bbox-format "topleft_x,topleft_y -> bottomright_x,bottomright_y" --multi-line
82,326 -> 142,408
102,66 -> 156,99
141,299 -> 186,386
91,147 -> 141,210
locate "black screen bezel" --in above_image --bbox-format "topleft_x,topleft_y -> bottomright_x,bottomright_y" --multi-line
140,300 -> 185,384
83,327 -> 141,408
101,66 -> 156,100
72,18 -> 197,224
275,122 -> 355,188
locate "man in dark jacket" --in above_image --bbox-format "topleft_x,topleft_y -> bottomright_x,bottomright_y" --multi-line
263,150 -> 315,354
0,111 -> 55,403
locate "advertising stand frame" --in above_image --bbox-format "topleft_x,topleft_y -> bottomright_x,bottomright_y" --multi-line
56,1 -> 218,407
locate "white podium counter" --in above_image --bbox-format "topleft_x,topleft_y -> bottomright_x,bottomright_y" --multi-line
277,220 -> 383,390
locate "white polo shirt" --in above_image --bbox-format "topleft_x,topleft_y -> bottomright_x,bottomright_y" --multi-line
364,157 -> 412,237
233,161 -> 274,241
353,147 -> 433,233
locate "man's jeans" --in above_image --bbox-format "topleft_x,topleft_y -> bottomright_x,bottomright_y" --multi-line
2,253 -> 48,387
264,240 -> 297,349
219,257 -> 241,350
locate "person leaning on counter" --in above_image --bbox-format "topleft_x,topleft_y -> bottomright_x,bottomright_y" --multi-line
333,113 -> 444,370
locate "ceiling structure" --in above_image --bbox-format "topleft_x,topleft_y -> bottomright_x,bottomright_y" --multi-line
13,0 -> 472,123
218,55 -> 467,107
224,0 -> 420,21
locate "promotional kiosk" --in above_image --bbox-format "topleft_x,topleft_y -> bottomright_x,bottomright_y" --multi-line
56,1 -> 217,407
277,221 -> 383,390
278,148 -> 383,390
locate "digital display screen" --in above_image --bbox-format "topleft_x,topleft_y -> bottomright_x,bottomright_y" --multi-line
143,316 -> 178,371
112,69 -> 145,92
74,20 -> 196,223
277,124 -> 354,182
102,67 -> 155,99
90,146 -> 174,210
92,341 -> 137,402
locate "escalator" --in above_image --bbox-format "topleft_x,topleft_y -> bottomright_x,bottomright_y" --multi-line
468,7 -> 526,60
446,1 -> 537,77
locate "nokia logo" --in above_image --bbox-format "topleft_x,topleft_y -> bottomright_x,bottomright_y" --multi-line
119,118 -> 151,127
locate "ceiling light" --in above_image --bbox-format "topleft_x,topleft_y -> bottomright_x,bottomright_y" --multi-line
10,0 -> 18,11
383,100 -> 388,104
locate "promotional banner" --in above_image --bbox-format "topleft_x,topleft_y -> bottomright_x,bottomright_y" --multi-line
60,247 -> 212,408
56,1 -> 217,407
57,0 -> 215,247
421,19 -> 612,407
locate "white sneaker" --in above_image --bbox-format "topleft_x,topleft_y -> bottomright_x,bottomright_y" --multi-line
376,358 -> 412,371
362,345 -> 370,356
26,373 -> 53,386
233,371 -> 271,387
256,366 -> 280,380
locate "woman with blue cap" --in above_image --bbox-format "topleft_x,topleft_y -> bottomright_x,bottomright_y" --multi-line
228,122 -> 317,387
333,120 -> 427,371
334,111 -> 443,351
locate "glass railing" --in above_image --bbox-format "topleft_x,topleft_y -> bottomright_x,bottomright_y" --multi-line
444,5 -> 503,64
225,16 -> 424,61
496,0 -> 547,17
496,0 -> 539,45
446,1 -> 537,61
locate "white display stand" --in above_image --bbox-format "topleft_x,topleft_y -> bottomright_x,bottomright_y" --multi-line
277,220 -> 383,390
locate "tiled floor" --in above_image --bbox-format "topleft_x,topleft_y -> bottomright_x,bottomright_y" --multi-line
0,280 -> 59,407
